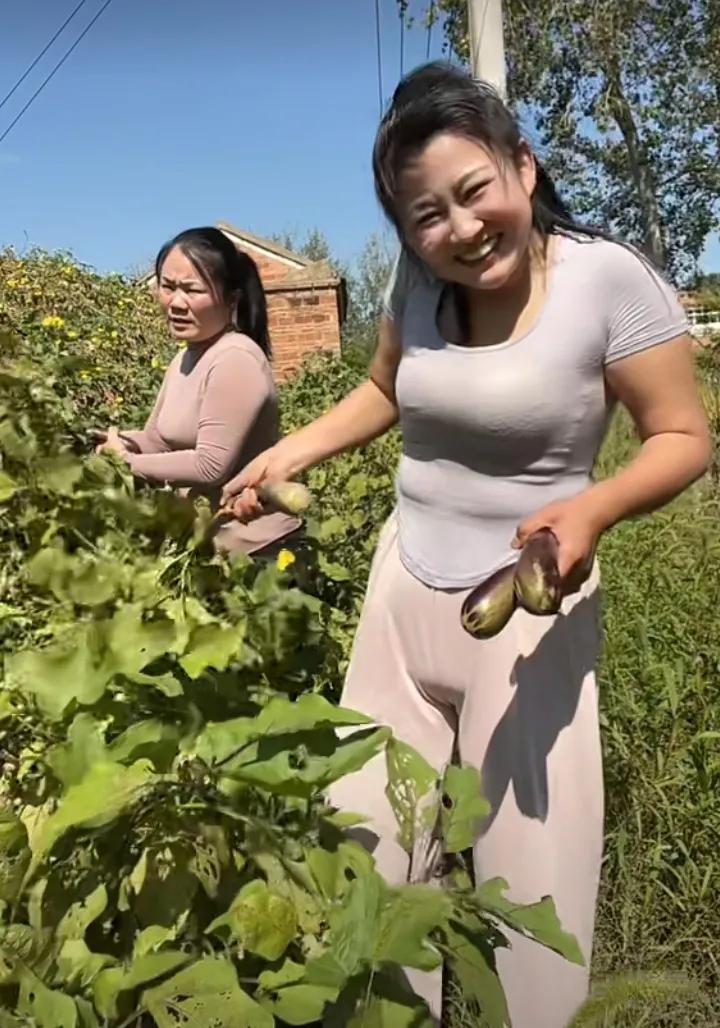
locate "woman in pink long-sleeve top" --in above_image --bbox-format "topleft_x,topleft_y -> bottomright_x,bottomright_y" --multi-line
98,226 -> 300,556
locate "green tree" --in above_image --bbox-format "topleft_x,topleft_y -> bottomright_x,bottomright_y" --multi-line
342,233 -> 397,358
400,0 -> 720,282
270,226 -> 334,264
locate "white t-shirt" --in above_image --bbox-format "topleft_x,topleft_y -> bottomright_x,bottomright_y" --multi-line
383,233 -> 689,589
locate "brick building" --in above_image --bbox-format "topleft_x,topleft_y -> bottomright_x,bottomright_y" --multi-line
139,222 -> 346,379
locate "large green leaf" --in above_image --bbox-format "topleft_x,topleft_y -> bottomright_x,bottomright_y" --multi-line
6,625 -> 112,720
258,960 -> 337,1025
194,695 -> 374,768
17,968 -> 78,1028
306,841 -> 375,902
475,878 -> 585,966
56,884 -> 107,942
179,622 -> 245,678
25,760 -> 154,877
305,871 -> 384,988
35,454 -> 83,496
107,719 -> 180,769
56,939 -> 116,990
253,694 -> 374,735
142,957 -> 273,1028
48,715 -> 108,786
93,950 -> 192,1019
106,604 -> 177,675
374,885 -> 449,971
225,725 -> 391,798
0,470 -> 18,502
440,764 -> 489,854
207,878 -> 297,960
66,558 -> 123,606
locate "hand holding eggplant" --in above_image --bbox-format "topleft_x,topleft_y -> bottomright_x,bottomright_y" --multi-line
512,493 -> 604,596
461,493 -> 604,640
460,532 -> 562,640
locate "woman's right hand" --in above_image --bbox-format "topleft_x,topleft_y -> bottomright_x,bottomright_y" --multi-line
220,441 -> 301,522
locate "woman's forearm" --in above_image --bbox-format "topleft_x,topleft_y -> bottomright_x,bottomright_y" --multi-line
586,430 -> 711,532
279,378 -> 398,477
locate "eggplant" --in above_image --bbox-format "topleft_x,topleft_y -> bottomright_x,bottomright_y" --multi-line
256,481 -> 312,516
460,561 -> 517,639
513,528 -> 562,615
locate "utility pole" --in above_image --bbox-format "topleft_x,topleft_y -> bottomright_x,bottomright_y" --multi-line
467,0 -> 506,100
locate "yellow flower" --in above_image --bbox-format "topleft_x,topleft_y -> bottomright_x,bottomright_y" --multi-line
79,370 -> 91,382
66,330 -> 78,340
276,549 -> 296,572
151,356 -> 161,369
6,279 -> 18,289
41,315 -> 65,329
110,330 -> 119,340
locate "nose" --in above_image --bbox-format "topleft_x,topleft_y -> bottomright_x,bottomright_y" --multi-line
449,205 -> 483,245
168,289 -> 189,311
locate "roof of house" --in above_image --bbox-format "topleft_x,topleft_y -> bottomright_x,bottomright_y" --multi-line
136,222 -> 344,294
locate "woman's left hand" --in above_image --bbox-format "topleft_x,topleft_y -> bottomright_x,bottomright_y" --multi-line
96,426 -> 129,458
512,492 -> 607,594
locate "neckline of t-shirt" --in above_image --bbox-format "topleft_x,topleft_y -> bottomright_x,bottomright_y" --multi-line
435,233 -> 567,355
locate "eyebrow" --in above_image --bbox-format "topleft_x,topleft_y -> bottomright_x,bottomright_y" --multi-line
455,168 -> 492,191
160,276 -> 204,287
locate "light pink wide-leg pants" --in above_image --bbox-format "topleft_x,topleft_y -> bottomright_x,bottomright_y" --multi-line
329,515 -> 604,1028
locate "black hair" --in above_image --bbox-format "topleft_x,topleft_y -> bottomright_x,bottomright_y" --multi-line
372,61 -> 611,248
155,226 -> 271,356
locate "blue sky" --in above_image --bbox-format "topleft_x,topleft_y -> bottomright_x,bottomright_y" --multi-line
2,0 -> 718,277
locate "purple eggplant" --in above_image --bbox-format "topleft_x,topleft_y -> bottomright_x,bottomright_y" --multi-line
461,562 -> 517,639
513,528 -> 562,615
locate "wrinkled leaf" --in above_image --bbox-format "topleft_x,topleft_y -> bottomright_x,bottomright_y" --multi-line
207,878 -> 297,960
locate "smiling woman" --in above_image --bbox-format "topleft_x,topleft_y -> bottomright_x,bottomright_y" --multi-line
219,62 -> 710,1026
96,226 -> 300,556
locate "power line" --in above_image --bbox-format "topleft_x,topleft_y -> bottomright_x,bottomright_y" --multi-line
0,0 -> 91,115
374,0 -> 384,116
0,0 -> 115,147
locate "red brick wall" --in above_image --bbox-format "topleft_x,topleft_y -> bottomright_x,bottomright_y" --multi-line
232,241 -> 342,380
266,289 -> 342,380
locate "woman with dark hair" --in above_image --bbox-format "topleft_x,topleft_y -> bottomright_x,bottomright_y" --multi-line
221,64 -> 710,1023
98,226 -> 300,556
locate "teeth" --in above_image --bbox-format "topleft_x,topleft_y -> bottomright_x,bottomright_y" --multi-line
460,236 -> 498,262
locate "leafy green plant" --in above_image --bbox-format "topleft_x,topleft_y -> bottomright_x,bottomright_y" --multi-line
0,338 -> 581,1026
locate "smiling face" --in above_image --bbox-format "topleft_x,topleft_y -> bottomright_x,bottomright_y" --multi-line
397,132 -> 538,292
156,246 -> 232,344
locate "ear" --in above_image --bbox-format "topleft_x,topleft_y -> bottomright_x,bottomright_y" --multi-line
515,140 -> 537,198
